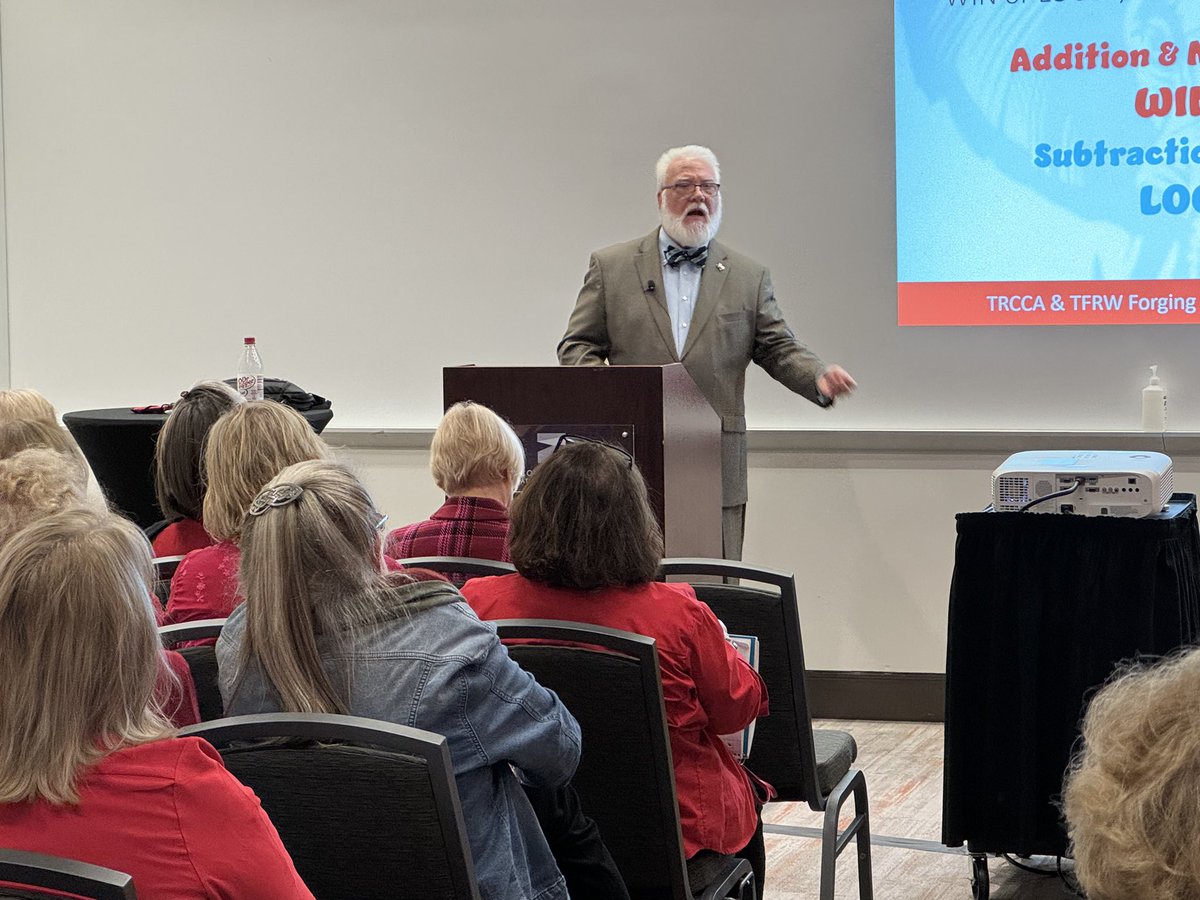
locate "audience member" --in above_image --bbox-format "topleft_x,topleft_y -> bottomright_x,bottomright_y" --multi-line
0,448 -> 197,725
460,439 -> 770,892
165,401 -> 332,626
1063,648 -> 1200,899
0,417 -> 88,472
0,448 -> 91,544
0,507 -> 312,899
0,387 -> 58,423
151,380 -> 245,557
385,401 -> 523,576
217,460 -> 582,900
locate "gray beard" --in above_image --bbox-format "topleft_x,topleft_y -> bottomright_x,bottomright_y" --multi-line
659,203 -> 722,248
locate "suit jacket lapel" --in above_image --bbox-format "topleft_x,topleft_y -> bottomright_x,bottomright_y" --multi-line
634,229 -> 679,362
681,240 -> 729,358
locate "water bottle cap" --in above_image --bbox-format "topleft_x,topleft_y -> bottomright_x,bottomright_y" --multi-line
244,337 -> 256,344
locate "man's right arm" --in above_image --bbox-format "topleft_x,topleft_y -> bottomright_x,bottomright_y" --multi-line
556,253 -> 610,366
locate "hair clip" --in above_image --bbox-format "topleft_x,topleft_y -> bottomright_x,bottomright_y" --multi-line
249,483 -> 304,515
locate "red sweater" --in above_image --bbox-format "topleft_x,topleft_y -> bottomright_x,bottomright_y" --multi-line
460,574 -> 768,857
0,737 -> 313,899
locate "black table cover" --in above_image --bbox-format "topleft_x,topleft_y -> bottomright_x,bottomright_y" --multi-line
64,405 -> 334,529
941,495 -> 1200,856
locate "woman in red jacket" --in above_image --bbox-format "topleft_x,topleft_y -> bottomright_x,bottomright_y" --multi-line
0,506 -> 311,899
459,439 -> 770,892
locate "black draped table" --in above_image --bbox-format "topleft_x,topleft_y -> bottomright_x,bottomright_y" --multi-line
64,406 -> 334,529
942,495 -> 1200,863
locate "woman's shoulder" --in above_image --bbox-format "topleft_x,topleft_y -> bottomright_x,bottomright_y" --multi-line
92,737 -> 223,781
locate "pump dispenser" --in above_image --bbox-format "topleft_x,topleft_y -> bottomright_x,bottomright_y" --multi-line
1142,365 -> 1167,432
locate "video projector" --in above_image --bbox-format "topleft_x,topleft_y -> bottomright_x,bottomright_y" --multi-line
991,450 -> 1173,517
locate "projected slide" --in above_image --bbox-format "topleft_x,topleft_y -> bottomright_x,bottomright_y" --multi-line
895,0 -> 1200,326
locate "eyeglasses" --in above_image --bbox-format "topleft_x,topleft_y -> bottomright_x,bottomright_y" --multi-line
374,513 -> 389,533
553,433 -> 634,469
663,180 -> 720,197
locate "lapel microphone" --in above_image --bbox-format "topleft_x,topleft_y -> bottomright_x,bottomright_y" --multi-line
646,280 -> 656,293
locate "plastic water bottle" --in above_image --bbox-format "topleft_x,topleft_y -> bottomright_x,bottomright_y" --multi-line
236,337 -> 264,401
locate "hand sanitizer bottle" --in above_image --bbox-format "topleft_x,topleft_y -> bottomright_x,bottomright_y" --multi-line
1141,365 -> 1166,432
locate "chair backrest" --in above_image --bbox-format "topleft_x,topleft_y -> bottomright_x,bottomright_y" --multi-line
180,713 -> 480,900
158,619 -> 227,722
394,556 -> 515,586
493,620 -> 693,900
150,555 -> 184,604
0,849 -> 135,899
659,558 -> 824,807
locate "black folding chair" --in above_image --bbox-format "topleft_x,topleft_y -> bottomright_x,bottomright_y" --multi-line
495,619 -> 755,900
158,618 -> 228,722
181,713 -> 480,900
394,556 -> 515,587
150,554 -> 185,606
0,848 -> 135,899
659,558 -> 873,900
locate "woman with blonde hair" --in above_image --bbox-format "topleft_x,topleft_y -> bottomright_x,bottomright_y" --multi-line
0,448 -> 198,726
0,417 -> 88,471
0,448 -> 91,545
0,387 -> 57,423
166,400 -> 332,626
1063,648 -> 1200,899
151,380 -> 245,557
385,401 -> 524,573
0,507 -> 312,899
218,459 -> 581,900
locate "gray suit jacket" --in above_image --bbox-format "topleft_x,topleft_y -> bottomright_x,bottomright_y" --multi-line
557,229 -> 827,507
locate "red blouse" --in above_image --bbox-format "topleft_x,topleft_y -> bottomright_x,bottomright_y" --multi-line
0,737 -> 314,899
460,574 -> 768,857
151,518 -> 215,559
165,540 -> 241,626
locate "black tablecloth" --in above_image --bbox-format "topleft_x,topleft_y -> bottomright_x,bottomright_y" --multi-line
941,496 -> 1200,856
64,405 -> 334,529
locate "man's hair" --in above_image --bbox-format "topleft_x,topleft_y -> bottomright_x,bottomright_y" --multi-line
234,459 -> 395,715
0,388 -> 58,424
0,507 -> 173,805
201,401 -> 333,541
655,144 -> 721,189
508,441 -> 662,589
154,380 -> 245,522
0,418 -> 89,476
0,448 -> 91,545
430,401 -> 524,496
1063,648 -> 1200,899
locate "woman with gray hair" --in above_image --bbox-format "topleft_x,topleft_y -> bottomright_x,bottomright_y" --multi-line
217,459 -> 582,900
1064,647 -> 1200,899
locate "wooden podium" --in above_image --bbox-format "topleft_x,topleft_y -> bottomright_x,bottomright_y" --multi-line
444,365 -> 722,558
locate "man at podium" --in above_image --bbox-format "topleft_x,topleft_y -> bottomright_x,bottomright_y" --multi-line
557,144 -> 855,560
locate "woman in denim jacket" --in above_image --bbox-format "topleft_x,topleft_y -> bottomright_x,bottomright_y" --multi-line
216,460 -> 580,900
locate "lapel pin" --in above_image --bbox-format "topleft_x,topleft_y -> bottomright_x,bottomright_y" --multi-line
716,262 -> 726,272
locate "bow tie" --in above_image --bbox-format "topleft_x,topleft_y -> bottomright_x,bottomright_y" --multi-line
664,244 -> 708,269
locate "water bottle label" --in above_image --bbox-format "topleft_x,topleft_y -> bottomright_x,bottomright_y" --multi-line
237,375 -> 264,401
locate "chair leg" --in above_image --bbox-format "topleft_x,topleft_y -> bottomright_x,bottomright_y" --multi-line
818,768 -> 873,900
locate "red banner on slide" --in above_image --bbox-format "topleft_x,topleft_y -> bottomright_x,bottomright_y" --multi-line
898,280 -> 1200,326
